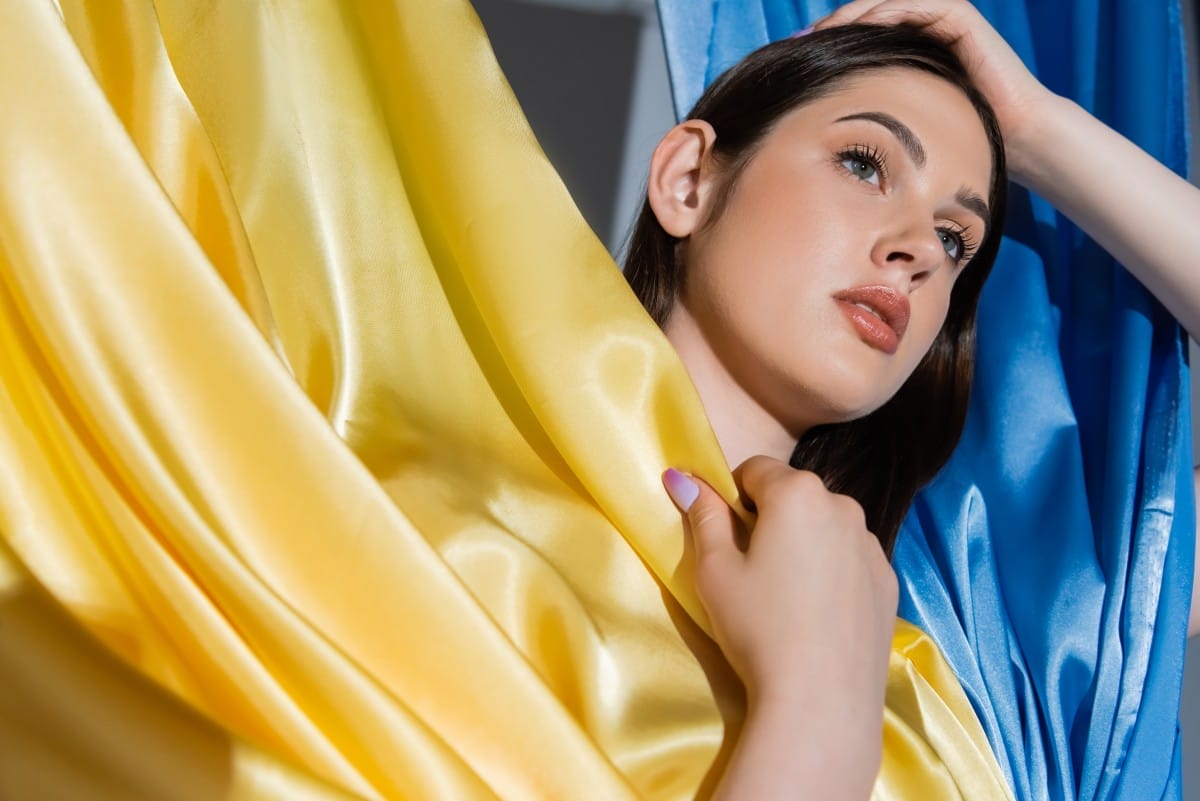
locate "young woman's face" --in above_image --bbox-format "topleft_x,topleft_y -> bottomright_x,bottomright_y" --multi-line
677,67 -> 994,433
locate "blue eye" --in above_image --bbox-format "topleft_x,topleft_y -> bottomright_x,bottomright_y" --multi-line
939,229 -> 963,260
837,144 -> 886,187
938,226 -> 980,265
842,157 -> 879,185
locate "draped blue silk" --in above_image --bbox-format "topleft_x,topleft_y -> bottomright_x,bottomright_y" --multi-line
654,2 -> 1194,800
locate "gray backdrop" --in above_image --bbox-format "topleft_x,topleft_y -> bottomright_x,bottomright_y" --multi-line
472,0 -> 1199,793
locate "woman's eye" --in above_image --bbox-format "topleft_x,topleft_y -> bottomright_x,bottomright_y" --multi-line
938,230 -> 963,261
842,157 -> 880,186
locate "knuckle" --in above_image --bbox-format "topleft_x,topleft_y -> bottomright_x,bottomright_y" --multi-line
742,454 -> 776,470
688,502 -> 725,532
834,493 -> 868,526
866,533 -> 891,566
777,469 -> 826,500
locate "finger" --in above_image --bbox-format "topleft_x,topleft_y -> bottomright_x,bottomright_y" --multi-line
733,454 -> 821,511
732,458 -> 876,558
663,468 -> 742,572
813,0 -> 889,29
818,0 -> 957,40
851,1 -> 950,34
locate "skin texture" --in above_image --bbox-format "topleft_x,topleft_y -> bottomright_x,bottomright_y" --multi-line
658,0 -> 1200,798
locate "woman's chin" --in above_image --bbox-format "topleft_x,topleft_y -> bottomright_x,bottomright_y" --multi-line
807,402 -> 881,428
790,368 -> 899,428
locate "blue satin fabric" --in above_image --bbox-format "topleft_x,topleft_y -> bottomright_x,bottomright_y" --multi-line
654,2 -> 1194,800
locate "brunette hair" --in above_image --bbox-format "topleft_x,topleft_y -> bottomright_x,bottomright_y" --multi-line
624,25 -> 1008,553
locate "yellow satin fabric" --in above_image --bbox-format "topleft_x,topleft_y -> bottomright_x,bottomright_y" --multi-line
0,0 -> 1013,798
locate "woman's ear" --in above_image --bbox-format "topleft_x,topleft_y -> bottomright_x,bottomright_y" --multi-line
647,120 -> 718,238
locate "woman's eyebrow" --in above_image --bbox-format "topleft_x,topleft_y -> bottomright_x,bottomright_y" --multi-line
835,111 -> 925,167
835,111 -> 991,226
956,188 -> 991,227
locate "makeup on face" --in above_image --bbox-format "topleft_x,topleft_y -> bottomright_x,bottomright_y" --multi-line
829,110 -> 990,263
832,285 -> 911,354
664,68 -> 995,436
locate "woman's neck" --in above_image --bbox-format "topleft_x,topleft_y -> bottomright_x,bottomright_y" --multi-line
664,303 -> 802,470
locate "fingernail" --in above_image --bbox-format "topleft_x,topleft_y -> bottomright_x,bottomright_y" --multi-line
663,468 -> 700,512
789,24 -> 814,38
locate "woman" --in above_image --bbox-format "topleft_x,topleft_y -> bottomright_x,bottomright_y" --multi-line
0,0 -> 1188,799
657,1 -> 1196,798
623,20 -> 1005,798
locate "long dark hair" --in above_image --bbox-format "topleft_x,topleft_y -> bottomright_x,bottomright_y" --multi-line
624,25 -> 1008,553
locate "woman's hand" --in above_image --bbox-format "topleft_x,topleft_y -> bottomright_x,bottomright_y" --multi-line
814,0 -> 1055,180
663,458 -> 897,800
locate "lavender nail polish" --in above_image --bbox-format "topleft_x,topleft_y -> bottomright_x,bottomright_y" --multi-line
663,468 -> 700,512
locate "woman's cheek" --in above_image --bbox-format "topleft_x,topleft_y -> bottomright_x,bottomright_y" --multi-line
914,306 -> 952,366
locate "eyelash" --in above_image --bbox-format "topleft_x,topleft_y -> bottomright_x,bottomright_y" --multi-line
835,143 -> 980,266
940,222 -> 980,266
836,143 -> 888,183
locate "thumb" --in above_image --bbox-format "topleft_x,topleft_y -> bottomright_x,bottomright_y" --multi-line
663,469 -> 742,568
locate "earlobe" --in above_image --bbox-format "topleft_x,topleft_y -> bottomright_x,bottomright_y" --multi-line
647,120 -> 718,238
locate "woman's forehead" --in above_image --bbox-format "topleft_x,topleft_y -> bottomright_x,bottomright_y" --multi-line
774,70 -> 994,184
790,68 -> 981,127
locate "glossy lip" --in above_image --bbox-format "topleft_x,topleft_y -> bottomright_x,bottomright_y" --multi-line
832,285 -> 910,355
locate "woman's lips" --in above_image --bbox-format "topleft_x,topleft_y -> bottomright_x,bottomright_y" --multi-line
832,286 -> 910,355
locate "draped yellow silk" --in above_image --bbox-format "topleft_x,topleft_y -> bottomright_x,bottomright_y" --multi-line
0,1 -> 1014,798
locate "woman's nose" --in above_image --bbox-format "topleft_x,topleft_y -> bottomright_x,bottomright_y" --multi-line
870,227 -> 945,290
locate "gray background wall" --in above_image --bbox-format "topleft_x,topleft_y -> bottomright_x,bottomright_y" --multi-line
471,0 -> 1199,793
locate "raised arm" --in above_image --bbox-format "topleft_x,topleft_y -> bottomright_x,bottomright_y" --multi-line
1003,88 -> 1200,344
1019,102 -> 1200,636
818,1 -> 1200,336
818,0 -> 1200,639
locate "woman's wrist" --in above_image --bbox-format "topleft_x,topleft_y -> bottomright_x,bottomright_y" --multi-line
1003,91 -> 1078,189
726,694 -> 881,801
746,679 -> 884,765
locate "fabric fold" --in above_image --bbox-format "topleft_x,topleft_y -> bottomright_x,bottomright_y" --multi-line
1,0 -> 1017,798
